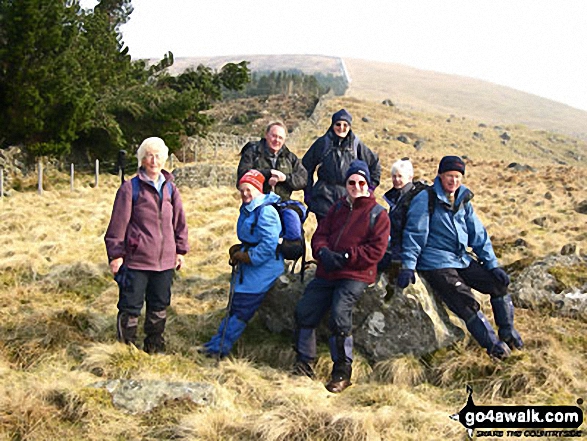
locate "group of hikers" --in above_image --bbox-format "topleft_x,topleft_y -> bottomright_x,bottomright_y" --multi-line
104,109 -> 523,394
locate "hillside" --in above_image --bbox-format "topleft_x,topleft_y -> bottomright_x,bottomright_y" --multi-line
166,54 -> 587,141
1,95 -> 586,439
344,58 -> 587,141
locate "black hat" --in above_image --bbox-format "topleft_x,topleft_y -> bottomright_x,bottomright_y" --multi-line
331,109 -> 352,125
345,159 -> 371,186
438,155 -> 465,175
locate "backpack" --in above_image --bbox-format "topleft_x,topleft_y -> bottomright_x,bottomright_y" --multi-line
131,175 -> 174,204
378,182 -> 463,272
251,200 -> 309,280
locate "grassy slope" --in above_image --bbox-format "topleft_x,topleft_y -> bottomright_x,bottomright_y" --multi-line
344,58 -> 587,141
1,97 -> 586,440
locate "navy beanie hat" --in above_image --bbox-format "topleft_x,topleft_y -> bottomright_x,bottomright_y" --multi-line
345,159 -> 371,186
438,155 -> 466,176
331,109 -> 352,126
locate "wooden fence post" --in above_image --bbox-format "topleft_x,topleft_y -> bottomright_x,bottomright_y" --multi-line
94,159 -> 99,188
70,163 -> 75,192
37,157 -> 43,195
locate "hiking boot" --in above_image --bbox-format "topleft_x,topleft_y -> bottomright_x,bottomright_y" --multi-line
144,335 -> 166,355
292,360 -> 315,379
325,376 -> 352,393
488,341 -> 512,360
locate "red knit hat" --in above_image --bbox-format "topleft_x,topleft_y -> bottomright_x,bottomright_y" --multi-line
239,169 -> 265,193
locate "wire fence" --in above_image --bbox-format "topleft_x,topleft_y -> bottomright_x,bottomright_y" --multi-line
0,133 -> 258,198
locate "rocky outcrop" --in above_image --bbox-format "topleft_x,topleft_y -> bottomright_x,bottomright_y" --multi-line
257,268 -> 464,362
509,253 -> 587,320
91,379 -> 215,414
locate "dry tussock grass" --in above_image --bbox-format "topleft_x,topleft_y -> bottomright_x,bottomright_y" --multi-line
0,96 -> 586,439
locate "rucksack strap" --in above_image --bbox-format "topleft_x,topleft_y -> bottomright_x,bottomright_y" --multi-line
369,204 -> 385,230
131,175 -> 174,205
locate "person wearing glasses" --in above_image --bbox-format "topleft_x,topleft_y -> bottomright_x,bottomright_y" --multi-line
398,156 -> 523,359
293,160 -> 389,393
302,109 -> 381,223
237,121 -> 307,201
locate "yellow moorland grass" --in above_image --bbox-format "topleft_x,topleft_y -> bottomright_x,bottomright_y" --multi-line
0,96 -> 586,440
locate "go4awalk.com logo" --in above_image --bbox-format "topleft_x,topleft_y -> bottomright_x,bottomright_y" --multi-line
450,386 -> 584,438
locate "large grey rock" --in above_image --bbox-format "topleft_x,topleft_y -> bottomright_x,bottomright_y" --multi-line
91,379 -> 215,414
510,254 -> 587,320
257,269 -> 464,362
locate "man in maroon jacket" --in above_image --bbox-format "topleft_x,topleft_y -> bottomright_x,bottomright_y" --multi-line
105,137 -> 189,354
293,160 -> 390,393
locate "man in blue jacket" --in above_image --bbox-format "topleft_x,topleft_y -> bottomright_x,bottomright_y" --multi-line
398,156 -> 523,359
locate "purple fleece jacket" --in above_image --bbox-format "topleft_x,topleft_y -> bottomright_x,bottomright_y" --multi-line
104,169 -> 189,271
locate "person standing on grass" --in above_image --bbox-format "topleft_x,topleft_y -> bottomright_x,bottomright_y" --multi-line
200,169 -> 284,358
398,155 -> 523,360
237,121 -> 307,201
302,109 -> 381,223
105,137 -> 189,354
293,160 -> 389,393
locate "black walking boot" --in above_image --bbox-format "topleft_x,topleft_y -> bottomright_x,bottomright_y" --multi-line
144,309 -> 167,354
117,312 -> 139,346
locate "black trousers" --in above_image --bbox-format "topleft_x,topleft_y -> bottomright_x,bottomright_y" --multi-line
117,269 -> 174,316
418,259 -> 507,322
295,278 -> 368,335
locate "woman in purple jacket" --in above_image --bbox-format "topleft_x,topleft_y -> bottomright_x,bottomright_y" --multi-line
105,137 -> 189,354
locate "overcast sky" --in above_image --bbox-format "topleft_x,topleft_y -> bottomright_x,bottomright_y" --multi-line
81,0 -> 587,112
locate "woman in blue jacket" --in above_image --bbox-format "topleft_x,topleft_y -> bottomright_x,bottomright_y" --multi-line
399,156 -> 523,360
202,170 -> 284,357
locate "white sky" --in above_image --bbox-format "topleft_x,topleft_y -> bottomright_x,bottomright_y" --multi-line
80,0 -> 587,112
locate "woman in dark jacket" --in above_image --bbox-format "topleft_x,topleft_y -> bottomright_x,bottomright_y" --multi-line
302,109 -> 381,222
293,160 -> 389,393
379,158 -> 428,281
105,137 -> 189,354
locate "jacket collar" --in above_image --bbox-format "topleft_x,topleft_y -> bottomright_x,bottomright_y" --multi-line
432,176 -> 473,206
242,191 -> 281,213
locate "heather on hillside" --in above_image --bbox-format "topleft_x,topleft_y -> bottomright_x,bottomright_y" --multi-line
0,97 -> 586,440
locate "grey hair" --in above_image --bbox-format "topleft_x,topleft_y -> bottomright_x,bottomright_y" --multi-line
265,121 -> 287,136
136,137 -> 169,166
391,158 -> 414,177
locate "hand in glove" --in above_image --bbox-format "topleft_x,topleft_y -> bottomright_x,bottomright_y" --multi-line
228,244 -> 242,259
319,247 -> 347,272
231,251 -> 251,266
397,269 -> 416,289
491,267 -> 510,286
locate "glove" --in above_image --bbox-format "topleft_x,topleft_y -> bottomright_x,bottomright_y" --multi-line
228,243 -> 242,259
231,251 -> 251,265
491,267 -> 510,286
114,265 -> 133,290
319,247 -> 347,272
397,269 -> 416,289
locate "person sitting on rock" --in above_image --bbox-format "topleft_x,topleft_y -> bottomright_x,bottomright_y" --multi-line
237,121 -> 307,201
398,155 -> 523,359
201,170 -> 284,358
293,160 -> 390,393
378,158 -> 428,286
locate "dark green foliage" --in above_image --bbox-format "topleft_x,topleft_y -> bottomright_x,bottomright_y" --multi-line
0,0 -> 250,163
223,69 -> 343,99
